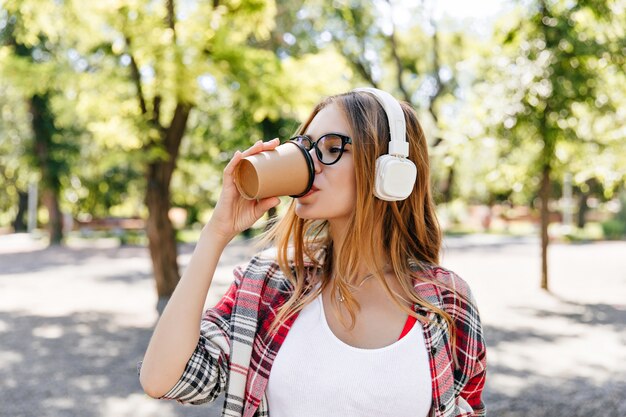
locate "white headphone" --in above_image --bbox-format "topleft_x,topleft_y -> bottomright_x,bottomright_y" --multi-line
352,87 -> 418,201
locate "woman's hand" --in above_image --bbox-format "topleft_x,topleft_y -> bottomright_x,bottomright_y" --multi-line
206,138 -> 282,242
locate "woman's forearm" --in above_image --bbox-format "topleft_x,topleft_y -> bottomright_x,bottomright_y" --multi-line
139,224 -> 231,398
139,138 -> 281,399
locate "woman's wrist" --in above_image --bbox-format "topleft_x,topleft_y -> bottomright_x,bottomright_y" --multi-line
202,220 -> 236,246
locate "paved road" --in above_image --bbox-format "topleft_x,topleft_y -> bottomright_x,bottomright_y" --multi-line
0,234 -> 624,417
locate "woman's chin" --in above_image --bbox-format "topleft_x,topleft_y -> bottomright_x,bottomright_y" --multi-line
294,203 -> 318,220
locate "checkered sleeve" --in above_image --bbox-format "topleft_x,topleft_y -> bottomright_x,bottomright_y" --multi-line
456,276 -> 487,417
159,269 -> 242,405
446,272 -> 488,417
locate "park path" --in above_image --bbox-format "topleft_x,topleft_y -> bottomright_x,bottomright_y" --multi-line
0,233 -> 624,417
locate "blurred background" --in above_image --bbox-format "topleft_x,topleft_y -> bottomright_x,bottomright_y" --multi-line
0,0 -> 624,416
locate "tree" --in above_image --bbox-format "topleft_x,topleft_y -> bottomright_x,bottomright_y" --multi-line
270,0 -> 474,203
0,4 -> 81,243
0,82 -> 32,231
80,0 -> 286,309
1,0 -> 359,310
485,0 -> 622,289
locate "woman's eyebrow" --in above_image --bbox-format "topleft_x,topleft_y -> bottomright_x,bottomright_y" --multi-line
305,131 -> 351,139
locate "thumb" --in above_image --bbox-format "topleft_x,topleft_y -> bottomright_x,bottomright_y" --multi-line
256,197 -> 281,216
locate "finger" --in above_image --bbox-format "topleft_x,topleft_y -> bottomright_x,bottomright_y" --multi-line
242,140 -> 264,157
254,197 -> 281,217
223,150 -> 242,176
262,138 -> 280,151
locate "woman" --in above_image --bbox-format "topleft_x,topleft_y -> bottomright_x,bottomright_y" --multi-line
139,89 -> 487,417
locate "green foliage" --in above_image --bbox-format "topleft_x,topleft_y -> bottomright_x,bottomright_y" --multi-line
465,0 -> 625,206
0,0 -> 623,237
0,2 -> 85,235
0,82 -> 33,224
601,219 -> 626,240
601,192 -> 626,239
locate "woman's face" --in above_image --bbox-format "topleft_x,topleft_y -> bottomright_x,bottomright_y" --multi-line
295,102 -> 357,225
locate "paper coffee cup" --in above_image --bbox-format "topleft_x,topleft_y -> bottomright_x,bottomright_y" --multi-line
234,141 -> 315,200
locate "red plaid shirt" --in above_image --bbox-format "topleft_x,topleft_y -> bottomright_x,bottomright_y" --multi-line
158,254 -> 487,417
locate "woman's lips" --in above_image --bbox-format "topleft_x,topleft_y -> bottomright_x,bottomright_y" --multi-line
300,186 -> 319,198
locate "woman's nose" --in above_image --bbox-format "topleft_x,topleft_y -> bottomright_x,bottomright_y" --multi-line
310,149 -> 322,174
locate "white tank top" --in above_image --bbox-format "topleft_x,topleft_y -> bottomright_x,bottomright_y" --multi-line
266,294 -> 432,417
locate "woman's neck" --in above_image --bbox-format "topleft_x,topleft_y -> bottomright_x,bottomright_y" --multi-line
328,221 -> 388,281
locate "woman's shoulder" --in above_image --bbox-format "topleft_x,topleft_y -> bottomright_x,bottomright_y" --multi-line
233,249 -> 282,282
427,265 -> 475,296
233,245 -> 322,282
241,245 -> 325,268
412,264 -> 479,314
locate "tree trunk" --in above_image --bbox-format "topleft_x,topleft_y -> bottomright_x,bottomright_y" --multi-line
41,188 -> 63,244
143,104 -> 190,312
539,164 -> 551,291
29,94 -> 64,245
12,190 -> 28,232
577,191 -> 589,229
125,1 -> 190,313
440,165 -> 455,203
145,170 -> 180,312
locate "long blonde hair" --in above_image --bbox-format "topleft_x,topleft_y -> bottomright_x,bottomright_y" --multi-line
262,91 -> 456,341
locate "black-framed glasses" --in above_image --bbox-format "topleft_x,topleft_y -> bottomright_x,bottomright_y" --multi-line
289,133 -> 352,165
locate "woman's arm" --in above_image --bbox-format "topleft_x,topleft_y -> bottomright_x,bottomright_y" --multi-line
139,139 -> 281,398
139,225 -> 230,398
451,275 -> 487,416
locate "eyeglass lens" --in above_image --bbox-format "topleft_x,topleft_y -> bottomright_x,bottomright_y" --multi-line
293,134 -> 345,164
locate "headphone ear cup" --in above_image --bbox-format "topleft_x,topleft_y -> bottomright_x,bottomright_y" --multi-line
374,155 -> 417,201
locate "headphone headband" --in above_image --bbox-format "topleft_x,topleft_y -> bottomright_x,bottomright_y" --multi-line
351,87 -> 409,158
